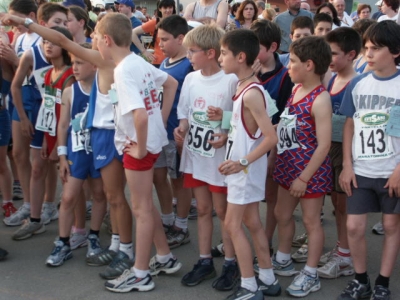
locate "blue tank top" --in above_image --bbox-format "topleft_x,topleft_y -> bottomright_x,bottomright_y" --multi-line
69,82 -> 90,134
354,56 -> 367,75
160,57 -> 192,140
31,44 -> 51,95
327,74 -> 348,115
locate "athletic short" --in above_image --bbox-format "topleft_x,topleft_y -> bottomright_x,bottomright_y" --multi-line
347,175 -> 400,215
67,147 -> 101,180
0,109 -> 11,147
184,173 -> 227,194
11,100 -> 44,149
123,151 -> 160,171
91,128 -> 122,170
278,183 -> 326,199
329,142 -> 344,193
154,140 -> 181,179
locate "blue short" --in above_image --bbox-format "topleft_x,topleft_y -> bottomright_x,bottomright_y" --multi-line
91,128 -> 122,170
0,109 -> 11,147
67,138 -> 101,180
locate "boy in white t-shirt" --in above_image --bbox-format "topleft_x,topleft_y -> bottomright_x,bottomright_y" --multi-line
94,13 -> 182,293
174,24 -> 239,291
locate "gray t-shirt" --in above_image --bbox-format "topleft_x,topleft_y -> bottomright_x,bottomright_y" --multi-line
273,9 -> 314,53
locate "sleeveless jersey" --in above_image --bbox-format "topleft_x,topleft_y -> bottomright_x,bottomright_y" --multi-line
327,74 -> 349,115
160,57 -> 192,140
274,85 -> 332,195
354,56 -> 367,75
86,71 -> 114,130
42,67 -> 74,154
31,44 -> 51,98
225,83 -> 268,204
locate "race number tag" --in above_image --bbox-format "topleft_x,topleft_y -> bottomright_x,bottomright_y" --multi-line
157,86 -> 163,109
186,111 -> 216,158
36,95 -> 56,136
386,106 -> 400,138
276,110 -> 305,154
225,124 -> 236,161
32,66 -> 52,98
71,128 -> 91,152
354,110 -> 393,160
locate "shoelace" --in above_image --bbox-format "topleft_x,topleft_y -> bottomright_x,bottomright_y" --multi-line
114,269 -> 132,282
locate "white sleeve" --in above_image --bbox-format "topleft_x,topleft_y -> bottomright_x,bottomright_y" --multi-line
177,76 -> 191,120
151,64 -> 168,89
115,67 -> 144,116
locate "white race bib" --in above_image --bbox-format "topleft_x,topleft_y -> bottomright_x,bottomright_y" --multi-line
354,110 -> 393,160
225,123 -> 236,161
276,110 -> 306,154
36,95 -> 56,136
71,128 -> 91,152
32,66 -> 52,98
186,111 -> 216,158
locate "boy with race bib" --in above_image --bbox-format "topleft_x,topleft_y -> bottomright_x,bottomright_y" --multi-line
174,24 -> 239,290
337,21 -> 400,300
273,36 -> 332,297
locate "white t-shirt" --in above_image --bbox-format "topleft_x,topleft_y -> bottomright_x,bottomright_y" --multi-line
178,70 -> 237,186
340,12 -> 354,27
113,53 -> 169,155
378,13 -> 399,22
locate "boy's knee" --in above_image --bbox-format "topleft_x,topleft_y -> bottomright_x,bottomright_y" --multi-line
346,219 -> 365,237
214,207 -> 226,221
382,217 -> 400,234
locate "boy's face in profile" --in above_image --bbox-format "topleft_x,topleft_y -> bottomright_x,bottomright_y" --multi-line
257,44 -> 274,65
287,52 -> 307,84
290,28 -> 312,41
94,30 -> 111,60
314,22 -> 332,37
365,39 -> 399,75
186,44 -> 210,71
158,29 -> 182,58
218,45 -> 236,74
71,55 -> 96,82
328,42 -> 349,73
45,12 -> 68,28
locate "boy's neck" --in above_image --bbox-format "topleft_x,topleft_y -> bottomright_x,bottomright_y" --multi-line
299,74 -> 322,90
111,47 -> 132,65
374,65 -> 399,78
51,57 -> 66,71
260,54 -> 277,74
169,47 -> 187,63
336,64 -> 356,81
79,76 -> 95,93
200,61 -> 221,76
74,31 -> 87,44
236,66 -> 257,87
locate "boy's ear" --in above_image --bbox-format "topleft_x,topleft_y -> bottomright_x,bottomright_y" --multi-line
347,49 -> 357,61
39,20 -> 46,26
237,51 -> 247,63
177,34 -> 184,45
206,48 -> 216,59
305,59 -> 314,72
270,42 -> 278,53
79,19 -> 85,28
104,34 -> 112,47
28,12 -> 36,21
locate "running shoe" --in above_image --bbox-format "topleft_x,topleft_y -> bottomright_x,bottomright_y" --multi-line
46,240 -> 72,267
70,231 -> 88,250
212,263 -> 240,291
372,222 -> 384,235
317,254 -> 354,279
371,285 -> 391,300
2,202 -> 17,218
105,269 -> 155,293
167,228 -> 190,249
188,205 -> 198,220
3,203 -> 30,226
337,279 -> 372,300
211,242 -> 225,258
318,245 -> 338,266
257,278 -> 282,296
41,203 -> 58,225
286,269 -> 321,297
292,232 -> 308,247
181,259 -> 216,286
226,287 -> 264,300
86,234 -> 102,257
86,247 -> 117,266
149,255 -> 182,276
12,183 -> 23,201
12,219 -> 45,240
99,251 -> 134,280
291,243 -> 308,263
272,255 -> 298,276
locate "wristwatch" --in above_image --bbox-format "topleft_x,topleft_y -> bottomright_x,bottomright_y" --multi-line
24,18 -> 33,28
239,158 -> 249,167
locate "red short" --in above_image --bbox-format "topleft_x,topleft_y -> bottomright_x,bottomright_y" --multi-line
183,173 -> 227,194
123,152 -> 160,171
279,184 -> 326,199
45,133 -> 57,156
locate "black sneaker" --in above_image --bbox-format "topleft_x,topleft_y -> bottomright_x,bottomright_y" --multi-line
181,259 -> 216,286
211,242 -> 225,258
337,279 -> 372,300
226,287 -> 264,300
86,248 -> 117,266
371,285 -> 391,300
212,263 -> 240,291
257,278 -> 282,296
99,251 -> 134,280
0,247 -> 8,261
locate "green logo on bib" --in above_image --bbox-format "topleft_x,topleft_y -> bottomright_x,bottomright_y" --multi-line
192,112 -> 209,125
361,113 -> 389,126
44,96 -> 54,108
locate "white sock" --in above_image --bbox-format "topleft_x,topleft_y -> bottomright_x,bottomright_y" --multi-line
172,197 -> 177,205
338,247 -> 350,254
241,277 -> 258,293
174,216 -> 188,230
109,234 -> 120,252
119,242 -> 134,260
133,267 -> 149,278
156,252 -> 173,264
161,212 -> 175,226
23,202 -> 31,209
304,265 -> 317,276
191,198 -> 197,207
199,254 -> 212,259
259,267 -> 275,285
276,250 -> 291,263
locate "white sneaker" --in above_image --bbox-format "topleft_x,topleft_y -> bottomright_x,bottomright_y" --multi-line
286,269 -> 320,297
105,269 -> 155,293
3,204 -> 30,226
372,221 -> 384,235
292,232 -> 307,247
70,231 -> 88,250
318,246 -> 337,266
317,254 -> 354,279
291,243 -> 308,263
41,203 -> 58,225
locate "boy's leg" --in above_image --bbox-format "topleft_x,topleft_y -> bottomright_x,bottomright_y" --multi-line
0,145 -> 13,204
265,177 -> 278,251
153,166 -> 174,221
41,162 -> 59,225
347,214 -> 368,274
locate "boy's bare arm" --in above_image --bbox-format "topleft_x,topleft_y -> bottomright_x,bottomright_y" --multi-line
124,108 -> 148,159
339,117 -> 357,196
183,2 -> 195,20
57,87 -> 72,182
161,75 -> 178,127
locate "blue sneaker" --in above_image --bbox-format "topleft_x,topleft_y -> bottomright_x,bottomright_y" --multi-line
257,278 -> 282,296
226,287 -> 264,300
286,269 -> 321,297
99,251 -> 135,280
272,255 -> 298,276
46,240 -> 72,267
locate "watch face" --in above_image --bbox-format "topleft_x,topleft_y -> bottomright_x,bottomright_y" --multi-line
240,159 -> 248,166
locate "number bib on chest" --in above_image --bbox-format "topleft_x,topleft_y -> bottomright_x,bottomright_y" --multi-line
71,128 -> 91,153
354,109 -> 393,160
36,94 -> 57,136
277,112 -> 305,154
186,111 -> 216,158
32,66 -> 52,98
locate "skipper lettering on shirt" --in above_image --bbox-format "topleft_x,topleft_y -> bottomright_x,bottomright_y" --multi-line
354,94 -> 400,110
142,74 -> 160,116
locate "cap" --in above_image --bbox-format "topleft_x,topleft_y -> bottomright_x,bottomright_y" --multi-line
375,0 -> 383,6
62,0 -> 86,9
114,0 -> 135,8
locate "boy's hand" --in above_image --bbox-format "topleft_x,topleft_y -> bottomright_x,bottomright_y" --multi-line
0,42 -> 17,64
339,165 -> 358,197
208,133 -> 226,149
59,157 -> 70,183
0,13 -> 24,27
207,106 -> 223,121
251,58 -> 262,74
41,140 -> 48,160
123,141 -> 148,160
384,165 -> 400,197
48,146 -> 59,162
289,178 -> 307,198
20,118 -> 34,138
219,159 -> 246,175
142,50 -> 155,63
173,125 -> 187,147
267,150 -> 276,178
